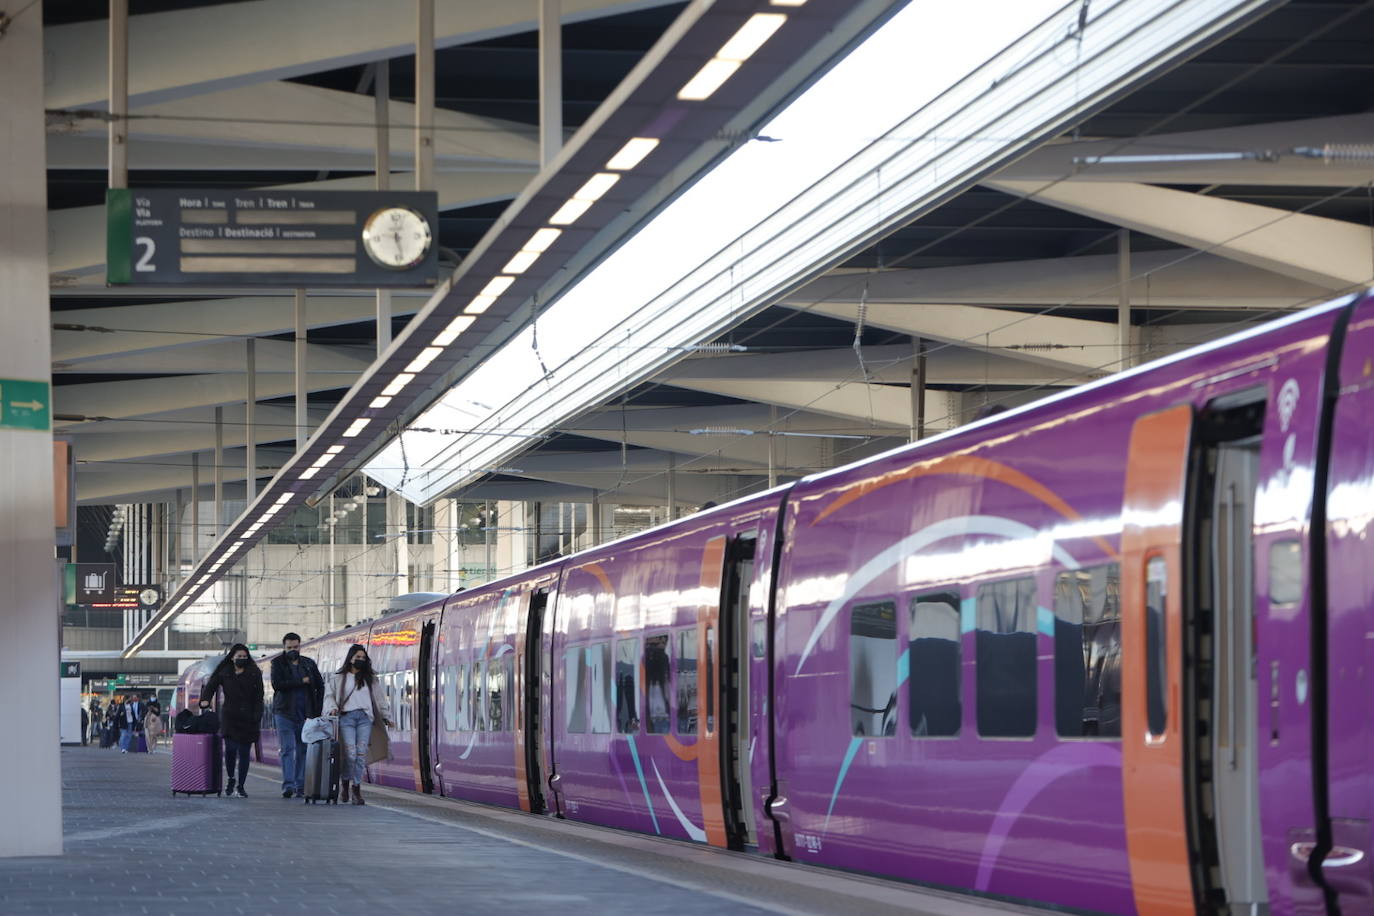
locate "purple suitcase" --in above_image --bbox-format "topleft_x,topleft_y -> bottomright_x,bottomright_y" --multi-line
171,733 -> 221,796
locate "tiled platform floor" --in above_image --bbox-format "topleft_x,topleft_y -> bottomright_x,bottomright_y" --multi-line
0,747 -> 1045,916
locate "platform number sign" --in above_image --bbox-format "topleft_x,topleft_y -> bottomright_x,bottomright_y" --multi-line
106,188 -> 439,288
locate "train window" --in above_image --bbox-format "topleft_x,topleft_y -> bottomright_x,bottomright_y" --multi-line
565,647 -> 589,733
751,619 -> 766,659
975,577 -> 1038,738
676,629 -> 699,735
644,634 -> 672,734
443,665 -> 459,732
1054,565 -> 1122,739
489,657 -> 510,732
471,661 -> 487,732
1269,539 -> 1302,606
1146,557 -> 1168,737
704,627 -> 716,734
615,638 -> 640,733
908,592 -> 961,737
850,601 -> 897,737
588,643 -> 613,734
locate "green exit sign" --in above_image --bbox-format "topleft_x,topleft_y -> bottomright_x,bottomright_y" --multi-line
0,378 -> 50,432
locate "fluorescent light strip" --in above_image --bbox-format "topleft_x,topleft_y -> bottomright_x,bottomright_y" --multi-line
502,250 -> 540,274
549,198 -> 592,226
606,137 -> 660,171
573,173 -> 619,202
369,396 -> 393,409
466,294 -> 497,314
326,445 -> 344,455
404,347 -> 443,373
523,228 -> 563,252
298,467 -> 321,479
480,276 -> 515,297
381,373 -> 415,397
718,13 -> 786,61
275,493 -> 293,504
678,58 -> 741,101
343,418 -> 371,437
432,315 -> 476,347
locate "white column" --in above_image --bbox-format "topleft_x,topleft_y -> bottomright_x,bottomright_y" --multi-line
374,61 -> 392,354
539,0 -> 562,169
107,0 -> 128,188
214,407 -> 224,540
389,492 -> 408,595
294,289 -> 308,450
0,0 -> 62,854
415,0 -> 435,191
245,339 -> 256,502
1118,229 -> 1132,371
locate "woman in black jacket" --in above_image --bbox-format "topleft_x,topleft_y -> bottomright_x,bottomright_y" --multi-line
200,643 -> 264,798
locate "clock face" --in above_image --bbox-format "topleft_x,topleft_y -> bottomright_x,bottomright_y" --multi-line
362,207 -> 432,270
138,588 -> 159,607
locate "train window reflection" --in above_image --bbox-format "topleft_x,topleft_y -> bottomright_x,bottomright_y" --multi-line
1054,565 -> 1122,738
565,647 -> 589,733
850,600 -> 897,737
441,665 -> 458,732
975,577 -> 1038,738
676,629 -> 699,735
645,634 -> 672,734
1146,557 -> 1168,737
488,657 -> 508,732
471,661 -> 487,732
615,638 -> 640,733
589,642 -> 612,734
455,664 -> 468,731
751,619 -> 766,659
909,593 -> 960,737
1269,539 -> 1301,606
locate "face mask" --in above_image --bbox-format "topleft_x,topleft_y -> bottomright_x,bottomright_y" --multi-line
352,659 -> 368,670
199,704 -> 210,711
233,657 -> 248,668
285,649 -> 300,660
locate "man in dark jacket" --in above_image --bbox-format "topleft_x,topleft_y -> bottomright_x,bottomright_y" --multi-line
270,632 -> 324,798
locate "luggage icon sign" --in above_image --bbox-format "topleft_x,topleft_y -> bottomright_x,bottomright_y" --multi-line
82,569 -> 107,596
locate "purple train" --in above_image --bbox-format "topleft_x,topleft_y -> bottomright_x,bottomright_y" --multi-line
182,291 -> 1374,916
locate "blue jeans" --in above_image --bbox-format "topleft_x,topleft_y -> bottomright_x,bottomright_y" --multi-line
338,709 -> 372,783
275,715 -> 306,793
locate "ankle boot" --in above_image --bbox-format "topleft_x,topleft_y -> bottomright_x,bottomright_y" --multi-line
351,783 -> 364,805
225,779 -> 236,797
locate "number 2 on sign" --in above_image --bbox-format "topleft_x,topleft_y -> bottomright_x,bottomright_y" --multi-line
134,237 -> 156,272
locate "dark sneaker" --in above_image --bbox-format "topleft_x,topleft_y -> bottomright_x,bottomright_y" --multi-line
282,789 -> 294,798
225,780 -> 236,796
236,784 -> 248,798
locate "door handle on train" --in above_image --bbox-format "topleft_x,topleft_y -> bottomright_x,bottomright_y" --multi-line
1291,842 -> 1366,868
548,772 -> 563,795
765,795 -> 789,824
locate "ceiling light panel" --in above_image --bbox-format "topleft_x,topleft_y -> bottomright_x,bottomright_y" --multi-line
717,13 -> 787,62
549,198 -> 593,226
606,138 -> 660,170
502,250 -> 540,275
678,58 -> 741,101
381,373 -> 415,397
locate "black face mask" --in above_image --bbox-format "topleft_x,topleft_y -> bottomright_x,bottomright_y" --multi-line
199,704 -> 211,711
285,649 -> 300,660
233,657 -> 248,668
352,659 -> 368,671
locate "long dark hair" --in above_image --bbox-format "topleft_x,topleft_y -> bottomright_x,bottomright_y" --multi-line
337,643 -> 375,688
213,643 -> 255,678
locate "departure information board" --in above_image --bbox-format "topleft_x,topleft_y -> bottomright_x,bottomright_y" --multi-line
106,188 -> 440,288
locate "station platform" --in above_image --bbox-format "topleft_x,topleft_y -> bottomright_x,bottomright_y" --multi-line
1,748 -> 1052,916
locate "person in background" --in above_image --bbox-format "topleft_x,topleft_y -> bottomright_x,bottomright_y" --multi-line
121,694 -> 146,754
269,632 -> 324,799
143,693 -> 165,754
80,704 -> 89,746
322,644 -> 393,806
88,700 -> 101,745
199,644 -> 264,798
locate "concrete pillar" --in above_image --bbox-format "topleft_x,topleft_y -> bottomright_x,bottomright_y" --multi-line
374,61 -> 392,354
1118,229 -> 1132,370
414,0 -> 435,191
294,290 -> 307,450
0,0 -> 62,855
389,492 -> 408,595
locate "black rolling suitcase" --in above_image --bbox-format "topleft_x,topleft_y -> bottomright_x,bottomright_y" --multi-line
303,738 -> 341,804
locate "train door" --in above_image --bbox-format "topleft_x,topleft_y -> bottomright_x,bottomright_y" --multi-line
719,533 -> 758,850
524,588 -> 550,814
1188,394 -> 1267,915
1121,404 -> 1196,916
416,619 -> 436,794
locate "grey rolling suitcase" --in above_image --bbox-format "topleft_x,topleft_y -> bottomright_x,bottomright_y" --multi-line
303,738 -> 341,804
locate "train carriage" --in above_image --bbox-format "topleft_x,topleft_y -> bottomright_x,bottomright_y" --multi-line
180,292 -> 1374,916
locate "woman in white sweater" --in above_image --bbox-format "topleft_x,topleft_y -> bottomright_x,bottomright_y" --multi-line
323,643 -> 394,805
